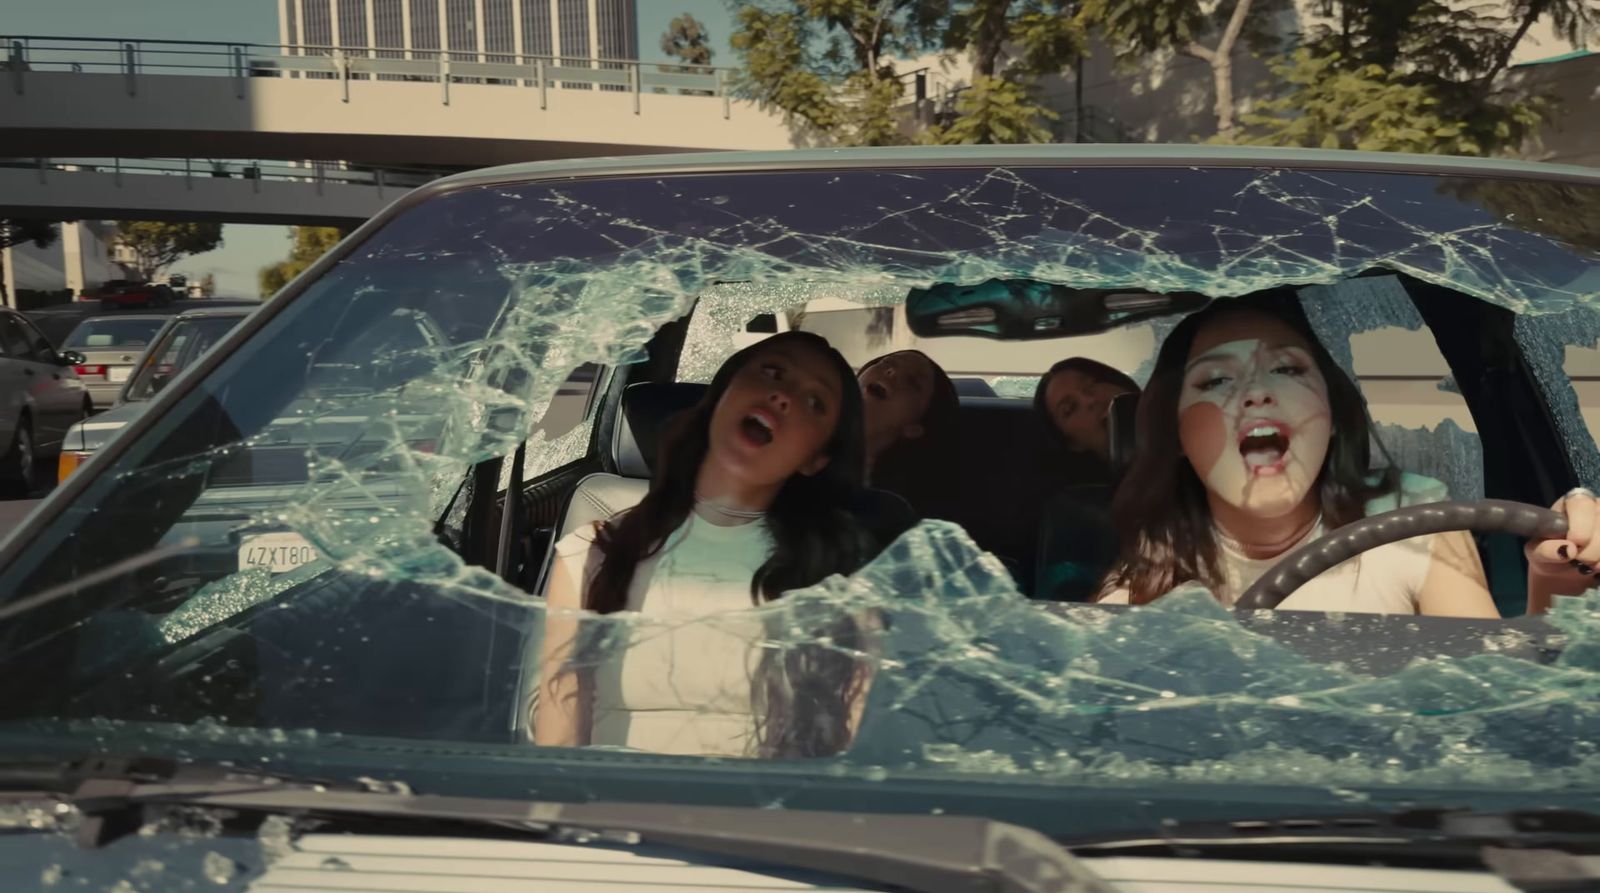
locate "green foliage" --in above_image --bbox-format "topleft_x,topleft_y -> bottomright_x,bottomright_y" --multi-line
1227,0 -> 1578,157
116,221 -> 223,282
732,0 -> 1084,146
661,13 -> 714,66
258,226 -> 343,298
925,75 -> 1059,144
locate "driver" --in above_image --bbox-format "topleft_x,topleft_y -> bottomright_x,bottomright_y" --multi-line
1097,293 -> 1600,616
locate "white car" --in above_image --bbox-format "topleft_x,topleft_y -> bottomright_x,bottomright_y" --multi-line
2,146 -> 1599,892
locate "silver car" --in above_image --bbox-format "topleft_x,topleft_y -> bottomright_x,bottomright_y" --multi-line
58,314 -> 169,409
0,308 -> 90,495
58,308 -> 252,482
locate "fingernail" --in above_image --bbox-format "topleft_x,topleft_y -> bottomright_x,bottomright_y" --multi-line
1560,545 -> 1571,559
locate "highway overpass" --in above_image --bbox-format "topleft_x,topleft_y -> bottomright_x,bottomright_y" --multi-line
0,159 -> 422,225
1,36 -> 804,167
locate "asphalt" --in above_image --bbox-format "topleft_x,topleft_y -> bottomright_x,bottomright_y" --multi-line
0,498 -> 41,538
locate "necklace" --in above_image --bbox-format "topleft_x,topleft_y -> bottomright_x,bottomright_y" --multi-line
1216,511 -> 1322,558
693,493 -> 768,520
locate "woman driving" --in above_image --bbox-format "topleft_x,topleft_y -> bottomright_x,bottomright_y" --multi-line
1098,293 -> 1600,616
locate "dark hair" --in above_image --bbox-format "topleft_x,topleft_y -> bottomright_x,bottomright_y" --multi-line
589,330 -> 872,612
858,350 -> 960,503
585,331 -> 875,757
1102,291 -> 1399,605
1032,357 -> 1142,452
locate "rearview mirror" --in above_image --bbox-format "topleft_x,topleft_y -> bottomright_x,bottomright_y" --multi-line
906,279 -> 1209,340
57,350 -> 85,366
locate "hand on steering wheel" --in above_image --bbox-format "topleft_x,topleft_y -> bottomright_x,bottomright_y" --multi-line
1526,487 -> 1600,596
1236,498 -> 1571,610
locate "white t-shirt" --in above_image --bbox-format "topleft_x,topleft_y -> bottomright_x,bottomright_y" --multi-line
549,512 -> 774,757
1100,473 -> 1450,614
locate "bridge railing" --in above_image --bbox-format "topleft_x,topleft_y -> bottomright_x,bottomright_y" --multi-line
2,35 -> 737,114
0,157 -> 443,193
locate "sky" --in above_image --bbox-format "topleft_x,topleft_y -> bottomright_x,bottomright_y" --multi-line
3,0 -> 736,297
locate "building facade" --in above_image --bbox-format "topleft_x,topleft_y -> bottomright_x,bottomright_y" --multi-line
277,0 -> 637,62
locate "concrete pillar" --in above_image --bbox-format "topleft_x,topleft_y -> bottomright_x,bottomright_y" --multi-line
548,0 -> 560,57
1,245 -> 15,308
585,0 -> 598,65
61,222 -> 87,297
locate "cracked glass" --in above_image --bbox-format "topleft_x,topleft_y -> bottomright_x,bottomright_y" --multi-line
1,163 -> 1600,816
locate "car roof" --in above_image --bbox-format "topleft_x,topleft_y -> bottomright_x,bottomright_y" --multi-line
72,315 -> 171,324
425,144 -> 1600,194
171,309 -> 253,320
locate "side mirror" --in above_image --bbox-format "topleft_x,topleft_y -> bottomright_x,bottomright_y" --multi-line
57,350 -> 85,366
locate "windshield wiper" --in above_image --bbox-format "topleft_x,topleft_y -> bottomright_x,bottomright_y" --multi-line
2,756 -> 1114,893
1069,808 -> 1600,890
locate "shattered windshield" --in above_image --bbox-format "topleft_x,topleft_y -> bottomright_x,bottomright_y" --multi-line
3,162 -> 1600,815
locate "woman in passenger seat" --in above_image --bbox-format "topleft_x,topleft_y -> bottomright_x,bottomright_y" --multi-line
1098,293 -> 1600,616
858,350 -> 960,513
1034,357 -> 1141,466
535,331 -> 876,758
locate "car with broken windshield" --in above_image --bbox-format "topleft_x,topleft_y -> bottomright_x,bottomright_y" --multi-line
2,146 -> 1600,891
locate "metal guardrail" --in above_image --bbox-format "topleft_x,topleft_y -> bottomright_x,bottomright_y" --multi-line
2,35 -> 736,116
0,157 -> 442,194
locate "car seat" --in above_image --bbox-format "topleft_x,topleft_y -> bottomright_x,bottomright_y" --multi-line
1033,392 -> 1138,602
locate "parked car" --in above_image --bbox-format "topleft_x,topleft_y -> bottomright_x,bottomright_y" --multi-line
58,315 -> 170,409
26,298 -> 264,348
79,279 -> 176,309
57,308 -> 254,483
0,307 -> 90,496
5,147 -> 1600,891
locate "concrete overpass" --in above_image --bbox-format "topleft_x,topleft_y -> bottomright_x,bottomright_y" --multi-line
1,36 -> 804,167
0,158 -> 424,225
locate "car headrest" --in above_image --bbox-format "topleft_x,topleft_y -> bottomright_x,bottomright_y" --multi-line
1107,392 -> 1139,476
612,382 -> 709,478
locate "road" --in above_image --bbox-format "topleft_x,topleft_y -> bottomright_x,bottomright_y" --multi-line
0,299 -> 266,543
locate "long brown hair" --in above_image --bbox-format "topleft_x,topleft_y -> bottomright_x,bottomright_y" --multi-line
588,331 -> 872,613
1102,291 -> 1398,604
577,331 -> 876,758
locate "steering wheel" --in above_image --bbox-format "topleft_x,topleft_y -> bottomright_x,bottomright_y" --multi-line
1234,500 -> 1569,610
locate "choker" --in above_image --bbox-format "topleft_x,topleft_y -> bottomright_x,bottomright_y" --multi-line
693,494 -> 768,520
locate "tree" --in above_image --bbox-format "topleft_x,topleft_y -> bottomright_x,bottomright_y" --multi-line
1230,0 -> 1597,155
661,13 -> 715,66
258,226 -> 343,297
926,75 -> 1059,144
1225,47 -> 1544,154
116,221 -> 223,282
0,220 -> 61,305
1079,0 -> 1284,137
732,0 -> 1084,146
924,0 -> 1084,144
731,0 -> 947,146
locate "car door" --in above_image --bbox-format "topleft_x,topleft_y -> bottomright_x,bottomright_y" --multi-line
0,312 -> 80,449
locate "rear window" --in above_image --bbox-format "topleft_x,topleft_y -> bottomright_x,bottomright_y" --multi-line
65,317 -> 167,349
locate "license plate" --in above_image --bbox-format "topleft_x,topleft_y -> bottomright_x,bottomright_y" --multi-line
238,532 -> 318,574
107,367 -> 130,383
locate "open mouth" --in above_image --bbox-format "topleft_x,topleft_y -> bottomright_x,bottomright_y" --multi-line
1238,422 -> 1290,473
739,412 -> 775,446
864,381 -> 889,401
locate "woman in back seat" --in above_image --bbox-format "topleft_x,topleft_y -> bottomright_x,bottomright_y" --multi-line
1034,357 -> 1141,475
858,350 -> 960,517
535,332 -> 876,758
